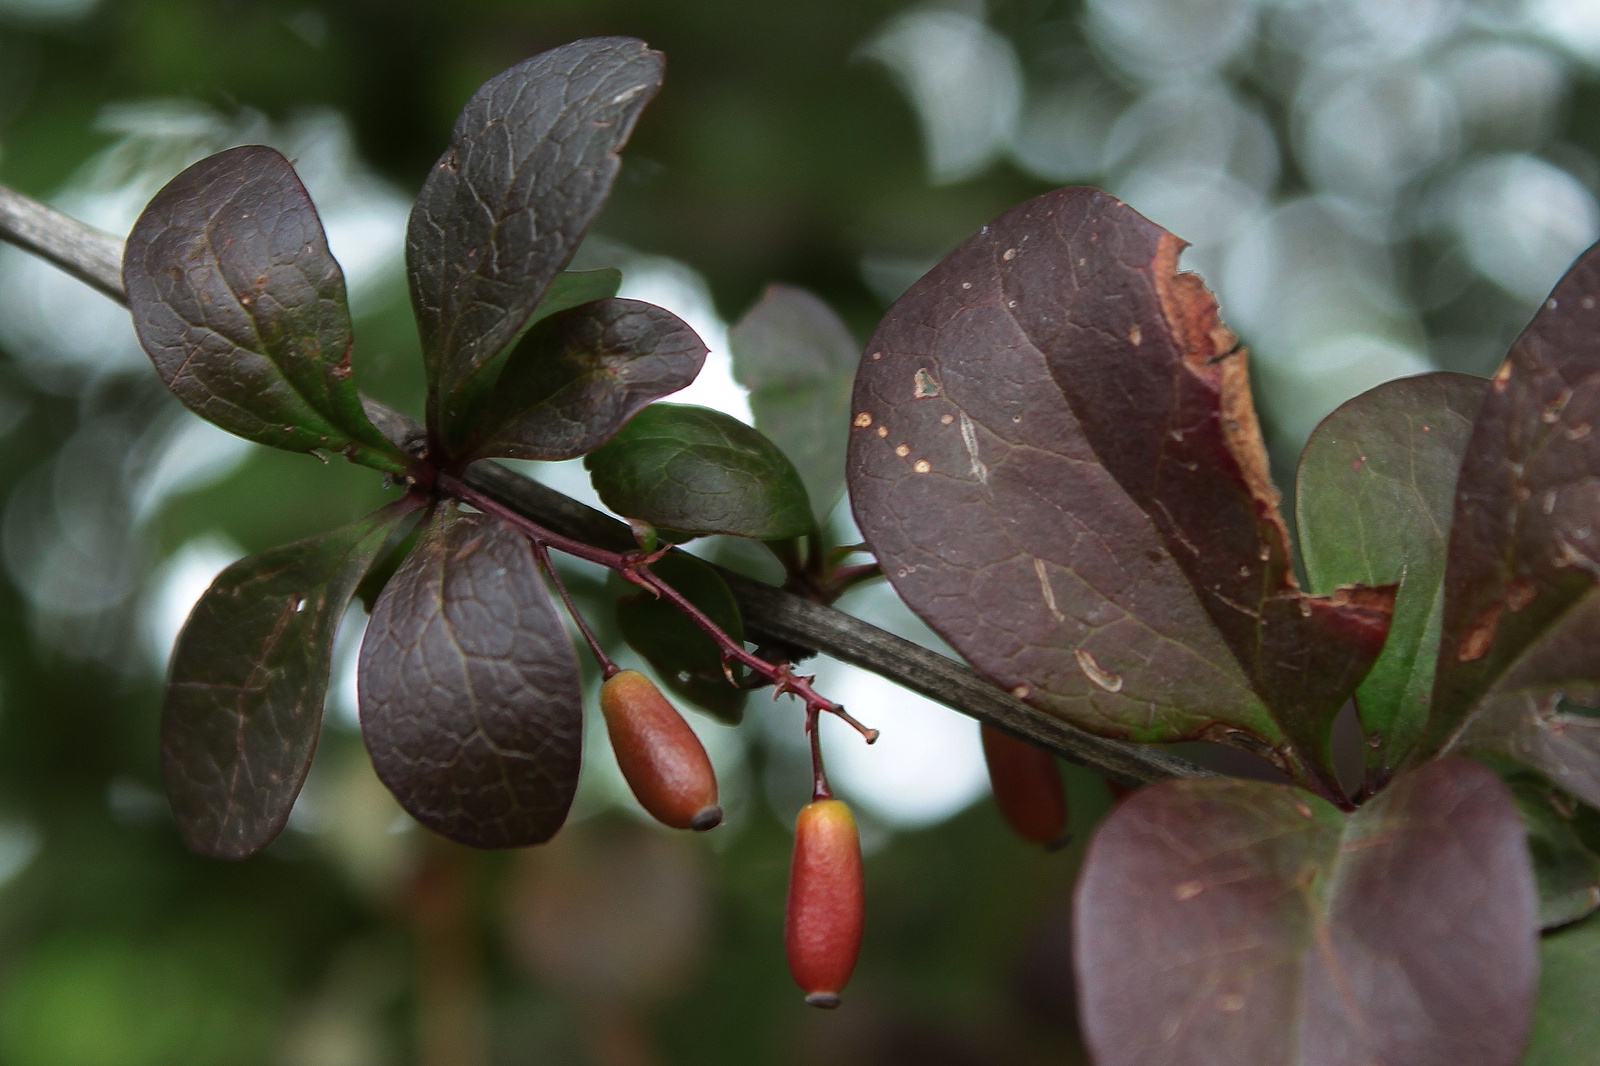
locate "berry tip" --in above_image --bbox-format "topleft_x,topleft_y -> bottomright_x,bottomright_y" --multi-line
690,805 -> 724,832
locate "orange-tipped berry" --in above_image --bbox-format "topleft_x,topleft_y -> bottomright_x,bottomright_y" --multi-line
981,724 -> 1069,847
786,798 -> 864,1008
599,670 -> 722,831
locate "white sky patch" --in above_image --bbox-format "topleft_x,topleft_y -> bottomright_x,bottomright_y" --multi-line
330,603 -> 368,729
132,413 -> 256,524
861,8 -> 1022,185
140,534 -> 245,674
816,658 -> 988,830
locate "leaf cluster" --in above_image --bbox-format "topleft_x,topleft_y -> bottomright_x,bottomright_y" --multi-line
845,185 -> 1600,1062
122,38 -> 849,859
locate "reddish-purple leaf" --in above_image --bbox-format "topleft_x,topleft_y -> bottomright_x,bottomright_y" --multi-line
406,37 -> 663,454
846,187 -> 1392,778
358,506 -> 582,848
124,145 -> 405,473
162,502 -> 410,859
468,298 -> 707,462
1075,757 -> 1538,1066
1422,242 -> 1600,805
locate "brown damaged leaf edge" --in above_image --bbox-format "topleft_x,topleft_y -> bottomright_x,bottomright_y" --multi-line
1150,229 -> 1395,683
847,186 -> 1393,793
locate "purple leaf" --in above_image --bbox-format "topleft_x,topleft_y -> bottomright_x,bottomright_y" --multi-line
124,145 -> 405,473
358,506 -> 583,847
1422,242 -> 1600,806
468,298 -> 707,462
162,503 -> 410,859
846,187 -> 1392,781
406,37 -> 663,455
1075,757 -> 1538,1066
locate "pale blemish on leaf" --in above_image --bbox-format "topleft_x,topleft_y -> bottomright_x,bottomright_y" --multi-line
1033,558 -> 1064,622
1075,647 -> 1123,692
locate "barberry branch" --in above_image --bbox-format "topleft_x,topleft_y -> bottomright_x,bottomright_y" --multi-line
0,180 -> 1212,789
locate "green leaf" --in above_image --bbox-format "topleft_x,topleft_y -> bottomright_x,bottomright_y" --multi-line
468,298 -> 707,462
584,403 -> 813,540
1076,757 -> 1539,1065
1525,909 -> 1600,1066
406,38 -> 663,455
123,145 -> 407,474
730,284 -> 859,522
161,501 -> 413,859
612,551 -> 747,724
1506,767 -> 1600,929
1296,372 -> 1487,776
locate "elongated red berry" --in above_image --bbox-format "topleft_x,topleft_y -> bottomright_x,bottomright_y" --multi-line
981,724 -> 1069,847
599,670 -> 722,831
786,798 -> 864,1009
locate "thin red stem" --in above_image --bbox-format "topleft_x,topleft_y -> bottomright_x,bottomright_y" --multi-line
807,707 -> 831,802
529,541 -> 619,680
436,472 -> 877,743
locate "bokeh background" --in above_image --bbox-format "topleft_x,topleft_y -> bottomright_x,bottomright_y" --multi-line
0,0 -> 1598,1063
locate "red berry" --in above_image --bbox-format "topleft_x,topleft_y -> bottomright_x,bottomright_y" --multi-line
786,798 -> 864,1008
599,670 -> 721,831
981,724 -> 1069,847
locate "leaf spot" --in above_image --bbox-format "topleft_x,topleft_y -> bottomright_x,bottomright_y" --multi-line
1506,575 -> 1537,612
1075,647 -> 1122,692
1543,489 -> 1558,515
1459,603 -> 1502,662
1128,324 -> 1142,346
913,369 -> 942,398
1173,880 -> 1204,901
1216,993 -> 1245,1013
1493,359 -> 1513,391
941,413 -> 955,425
895,444 -> 910,457
959,411 -> 987,483
1002,247 -> 1017,260
1421,423 -> 1432,432
876,425 -> 889,438
961,281 -> 972,290
854,412 -> 873,428
609,83 -> 650,106
1011,684 -> 1030,699
1584,296 -> 1596,310
913,459 -> 932,474
1547,298 -> 1559,310
1293,801 -> 1313,819
1565,422 -> 1591,440
1034,558 -> 1064,621
871,351 -> 883,361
